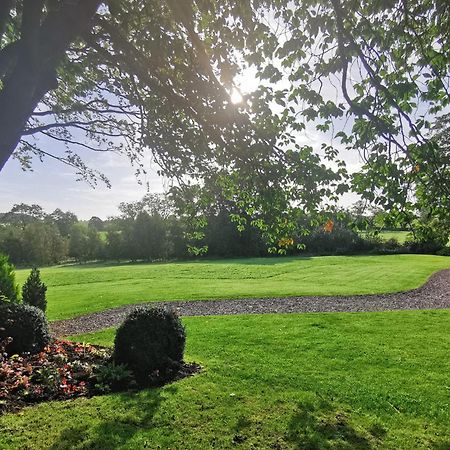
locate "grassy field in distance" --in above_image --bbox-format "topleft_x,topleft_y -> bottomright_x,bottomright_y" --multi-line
360,230 -> 450,246
15,254 -> 450,321
359,230 -> 411,243
378,230 -> 410,243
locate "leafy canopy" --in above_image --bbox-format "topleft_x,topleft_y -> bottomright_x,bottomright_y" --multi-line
0,0 -> 449,250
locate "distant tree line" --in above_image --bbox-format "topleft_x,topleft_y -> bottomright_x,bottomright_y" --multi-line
0,195 -> 448,267
0,195 -> 267,265
0,204 -> 74,265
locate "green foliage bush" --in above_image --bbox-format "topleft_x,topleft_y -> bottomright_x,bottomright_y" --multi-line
382,238 -> 401,250
372,238 -> 409,255
22,268 -> 47,313
0,302 -> 50,355
436,246 -> 450,256
113,306 -> 186,384
93,362 -> 133,393
302,226 -> 371,255
0,253 -> 19,302
404,239 -> 443,254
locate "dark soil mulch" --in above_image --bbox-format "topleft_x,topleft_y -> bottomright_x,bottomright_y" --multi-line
0,338 -> 200,414
51,269 -> 450,337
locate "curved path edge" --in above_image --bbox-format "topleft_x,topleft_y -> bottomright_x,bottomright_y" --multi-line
51,269 -> 450,337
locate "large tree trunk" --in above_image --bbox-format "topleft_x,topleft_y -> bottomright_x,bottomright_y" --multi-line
0,0 -> 102,171
0,70 -> 46,170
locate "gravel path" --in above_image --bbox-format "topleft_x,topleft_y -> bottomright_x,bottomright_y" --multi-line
51,269 -> 450,337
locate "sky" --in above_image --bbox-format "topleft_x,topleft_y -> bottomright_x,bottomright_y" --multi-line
0,28 -> 363,220
0,73 -> 363,220
0,146 -> 168,220
0,116 -> 361,220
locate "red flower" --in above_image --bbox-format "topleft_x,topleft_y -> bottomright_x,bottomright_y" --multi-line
324,219 -> 334,233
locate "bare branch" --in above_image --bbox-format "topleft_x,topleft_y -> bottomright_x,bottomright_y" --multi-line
23,118 -> 118,135
39,130 -> 115,153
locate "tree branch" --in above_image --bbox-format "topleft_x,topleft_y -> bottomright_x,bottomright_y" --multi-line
0,0 -> 102,171
330,0 -> 414,160
39,130 -> 115,153
0,0 -> 13,42
23,119 -> 119,135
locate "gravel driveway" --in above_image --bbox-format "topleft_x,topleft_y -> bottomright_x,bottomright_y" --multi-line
51,269 -> 450,337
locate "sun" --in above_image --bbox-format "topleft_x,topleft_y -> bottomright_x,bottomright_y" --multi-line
230,87 -> 243,104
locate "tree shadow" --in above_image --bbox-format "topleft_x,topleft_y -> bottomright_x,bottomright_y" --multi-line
201,255 -> 313,266
286,399 -> 385,450
60,255 -> 314,270
49,386 -> 175,449
428,440 -> 450,449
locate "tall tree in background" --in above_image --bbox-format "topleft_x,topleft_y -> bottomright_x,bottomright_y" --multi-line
0,227 -> 24,264
1,203 -> 45,228
1,1 -> 449,249
23,222 -> 66,265
0,204 -> 72,264
132,211 -> 167,260
68,223 -> 89,261
69,222 -> 104,261
47,208 -> 78,237
118,194 -> 173,221
88,216 -> 104,232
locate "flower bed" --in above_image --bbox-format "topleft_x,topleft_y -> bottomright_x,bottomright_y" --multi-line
0,338 -> 113,413
0,337 -> 200,414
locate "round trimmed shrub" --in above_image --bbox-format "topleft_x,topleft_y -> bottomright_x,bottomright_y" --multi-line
0,302 -> 50,355
113,306 -> 186,384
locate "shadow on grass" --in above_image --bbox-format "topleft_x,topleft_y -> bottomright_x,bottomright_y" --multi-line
200,256 -> 313,266
286,399 -> 385,449
49,386 -> 175,450
57,255 -> 314,270
429,440 -> 450,449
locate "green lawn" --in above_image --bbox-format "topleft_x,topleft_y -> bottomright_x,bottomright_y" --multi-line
378,231 -> 410,243
360,230 -> 450,246
359,230 -> 411,243
1,310 -> 449,449
15,254 -> 450,321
